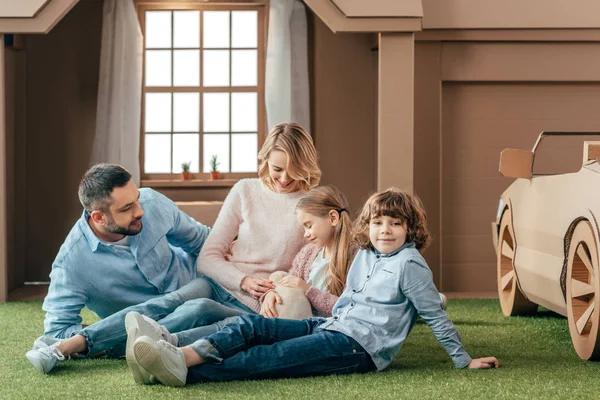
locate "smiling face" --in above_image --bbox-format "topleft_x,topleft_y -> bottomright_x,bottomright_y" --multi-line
267,149 -> 300,194
369,215 -> 407,254
105,180 -> 145,235
90,179 -> 145,240
296,209 -> 337,251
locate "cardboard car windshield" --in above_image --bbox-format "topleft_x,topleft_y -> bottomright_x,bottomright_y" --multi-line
492,132 -> 600,360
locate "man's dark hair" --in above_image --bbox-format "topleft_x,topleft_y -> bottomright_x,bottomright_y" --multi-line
78,164 -> 132,213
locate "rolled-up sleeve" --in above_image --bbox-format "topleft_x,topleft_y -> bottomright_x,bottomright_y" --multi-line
42,260 -> 88,339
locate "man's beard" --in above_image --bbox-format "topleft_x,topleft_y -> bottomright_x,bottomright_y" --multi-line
105,214 -> 143,236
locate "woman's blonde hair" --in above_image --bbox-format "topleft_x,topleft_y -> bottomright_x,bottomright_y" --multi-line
296,185 -> 352,296
354,187 -> 430,251
258,122 -> 321,192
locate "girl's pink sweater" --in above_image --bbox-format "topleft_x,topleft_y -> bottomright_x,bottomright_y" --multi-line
197,179 -> 306,312
287,243 -> 358,317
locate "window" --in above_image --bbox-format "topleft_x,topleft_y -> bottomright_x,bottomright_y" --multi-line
138,3 -> 265,181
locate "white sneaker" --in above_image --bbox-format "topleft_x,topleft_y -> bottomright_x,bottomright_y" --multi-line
26,340 -> 65,374
133,336 -> 187,387
125,312 -> 176,384
440,293 -> 448,311
32,335 -> 62,351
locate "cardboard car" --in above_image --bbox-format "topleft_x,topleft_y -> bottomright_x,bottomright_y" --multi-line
492,132 -> 600,360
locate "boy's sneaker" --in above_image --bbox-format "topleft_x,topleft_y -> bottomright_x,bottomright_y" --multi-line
133,336 -> 187,387
440,293 -> 448,311
26,341 -> 65,374
125,312 -> 176,385
32,336 -> 62,351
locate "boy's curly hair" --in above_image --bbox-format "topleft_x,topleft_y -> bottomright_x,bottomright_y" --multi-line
353,187 -> 430,251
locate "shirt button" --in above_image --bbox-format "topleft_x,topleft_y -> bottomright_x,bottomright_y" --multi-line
376,255 -> 380,259
352,289 -> 356,293
353,349 -> 357,354
351,303 -> 354,307
334,316 -> 339,320
367,275 -> 370,279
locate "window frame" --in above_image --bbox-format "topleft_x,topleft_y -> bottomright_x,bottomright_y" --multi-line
136,1 -> 267,183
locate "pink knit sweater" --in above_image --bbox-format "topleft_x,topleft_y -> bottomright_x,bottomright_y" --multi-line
196,179 -> 306,312
286,243 -> 358,317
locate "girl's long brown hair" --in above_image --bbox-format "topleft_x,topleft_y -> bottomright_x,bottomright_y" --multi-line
354,187 -> 430,251
296,185 -> 352,296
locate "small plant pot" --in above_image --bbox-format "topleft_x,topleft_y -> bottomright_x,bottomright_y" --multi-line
210,171 -> 219,181
181,171 -> 191,180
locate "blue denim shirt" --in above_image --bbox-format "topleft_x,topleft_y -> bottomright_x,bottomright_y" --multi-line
318,242 -> 472,370
42,188 -> 210,338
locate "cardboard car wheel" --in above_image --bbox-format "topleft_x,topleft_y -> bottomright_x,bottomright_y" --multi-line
497,210 -> 538,316
566,220 -> 600,360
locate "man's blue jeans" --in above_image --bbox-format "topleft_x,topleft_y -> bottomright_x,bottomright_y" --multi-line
79,277 -> 253,355
186,314 -> 376,383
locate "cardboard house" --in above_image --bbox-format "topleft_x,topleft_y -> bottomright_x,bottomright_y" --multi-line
2,0 -> 600,303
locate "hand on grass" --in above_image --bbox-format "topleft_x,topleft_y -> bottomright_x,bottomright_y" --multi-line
241,276 -> 275,298
260,291 -> 282,318
468,357 -> 500,369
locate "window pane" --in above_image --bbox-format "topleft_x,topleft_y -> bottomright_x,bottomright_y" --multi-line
173,50 -> 200,86
173,134 -> 200,173
203,11 -> 230,48
145,50 -> 171,86
145,93 -> 171,132
232,11 -> 257,48
174,11 -> 200,48
231,50 -> 257,87
203,93 -> 229,132
173,93 -> 199,132
203,50 -> 230,87
145,11 -> 171,48
145,134 -> 171,173
204,134 -> 230,173
231,93 -> 257,132
231,134 -> 257,172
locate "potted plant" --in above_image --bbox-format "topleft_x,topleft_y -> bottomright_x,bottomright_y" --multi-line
181,161 -> 192,180
209,154 -> 220,181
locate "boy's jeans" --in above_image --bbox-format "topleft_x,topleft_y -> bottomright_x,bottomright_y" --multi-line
187,314 -> 376,383
79,277 -> 253,356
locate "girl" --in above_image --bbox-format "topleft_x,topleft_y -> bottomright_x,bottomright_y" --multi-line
260,185 -> 356,319
130,187 -> 499,386
27,122 -> 321,381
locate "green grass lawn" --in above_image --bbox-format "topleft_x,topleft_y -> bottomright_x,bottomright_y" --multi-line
2,299 -> 600,399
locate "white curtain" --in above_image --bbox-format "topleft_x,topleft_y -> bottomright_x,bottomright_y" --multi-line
265,0 -> 310,132
91,0 -> 143,184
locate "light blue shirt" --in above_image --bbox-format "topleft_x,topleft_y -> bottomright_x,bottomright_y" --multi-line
42,188 -> 211,338
318,242 -> 472,370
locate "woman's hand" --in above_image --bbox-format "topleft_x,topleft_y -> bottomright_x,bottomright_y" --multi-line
260,291 -> 282,318
241,276 -> 275,298
468,357 -> 500,369
278,275 -> 310,292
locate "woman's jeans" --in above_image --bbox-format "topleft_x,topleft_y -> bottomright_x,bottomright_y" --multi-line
78,277 -> 254,356
186,314 -> 376,383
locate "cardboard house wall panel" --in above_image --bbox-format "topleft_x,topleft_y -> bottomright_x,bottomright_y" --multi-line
442,262 -> 497,292
422,0 -> 600,29
23,0 -> 102,281
442,235 -> 496,265
441,42 -> 600,82
442,205 -> 506,236
308,14 -> 377,214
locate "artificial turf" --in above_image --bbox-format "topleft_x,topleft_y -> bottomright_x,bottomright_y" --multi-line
1,299 -> 600,399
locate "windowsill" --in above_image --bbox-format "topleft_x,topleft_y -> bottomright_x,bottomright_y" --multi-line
141,179 -> 238,188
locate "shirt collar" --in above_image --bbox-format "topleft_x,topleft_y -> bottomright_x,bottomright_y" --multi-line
373,241 -> 415,258
79,210 -> 102,252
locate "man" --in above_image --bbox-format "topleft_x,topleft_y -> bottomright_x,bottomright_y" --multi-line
26,164 -> 212,372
